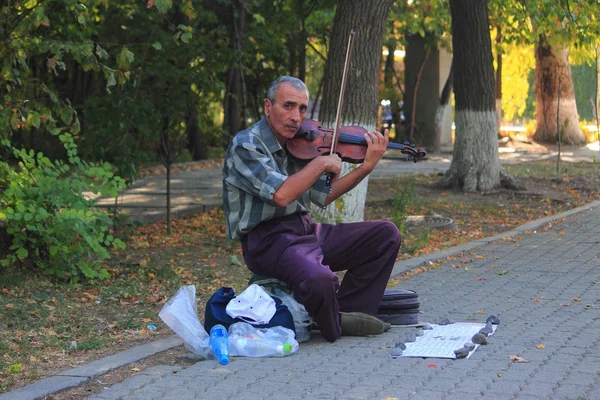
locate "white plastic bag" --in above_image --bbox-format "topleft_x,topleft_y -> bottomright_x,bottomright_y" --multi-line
271,288 -> 312,343
228,322 -> 299,357
159,285 -> 211,359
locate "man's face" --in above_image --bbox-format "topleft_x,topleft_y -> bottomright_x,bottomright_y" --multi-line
264,83 -> 308,145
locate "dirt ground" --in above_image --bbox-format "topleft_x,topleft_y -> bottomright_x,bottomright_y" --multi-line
2,158 -> 599,399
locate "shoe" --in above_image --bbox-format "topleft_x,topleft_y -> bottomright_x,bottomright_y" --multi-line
340,312 -> 391,336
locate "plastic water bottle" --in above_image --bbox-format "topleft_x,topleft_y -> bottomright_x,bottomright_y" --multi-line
232,336 -> 293,357
209,325 -> 229,365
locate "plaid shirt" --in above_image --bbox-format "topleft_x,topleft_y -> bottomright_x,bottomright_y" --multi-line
223,117 -> 329,240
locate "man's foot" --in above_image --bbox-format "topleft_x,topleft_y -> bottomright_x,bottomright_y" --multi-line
340,312 -> 391,336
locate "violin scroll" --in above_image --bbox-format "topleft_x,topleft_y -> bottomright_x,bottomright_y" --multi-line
399,141 -> 427,163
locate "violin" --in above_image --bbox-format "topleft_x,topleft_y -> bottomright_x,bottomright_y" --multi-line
285,29 -> 425,183
286,119 -> 427,163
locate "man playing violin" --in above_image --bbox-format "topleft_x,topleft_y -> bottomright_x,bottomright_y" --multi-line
222,76 -> 401,342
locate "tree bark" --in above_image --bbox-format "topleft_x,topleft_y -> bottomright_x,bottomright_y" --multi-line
223,0 -> 246,139
533,35 -> 585,145
495,25 -> 502,135
439,0 -> 519,192
187,110 -> 208,160
312,0 -> 394,223
433,59 -> 453,153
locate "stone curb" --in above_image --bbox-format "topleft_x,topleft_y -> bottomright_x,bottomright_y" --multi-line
2,200 -> 599,400
390,199 -> 600,278
0,336 -> 183,400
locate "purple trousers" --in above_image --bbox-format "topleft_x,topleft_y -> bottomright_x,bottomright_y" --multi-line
241,212 -> 401,342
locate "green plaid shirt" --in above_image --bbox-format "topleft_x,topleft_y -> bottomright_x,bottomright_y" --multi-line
223,118 -> 329,240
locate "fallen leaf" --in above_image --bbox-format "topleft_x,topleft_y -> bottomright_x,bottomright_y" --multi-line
573,297 -> 582,302
131,367 -> 141,372
560,303 -> 571,307
497,372 -> 502,377
509,355 -> 529,363
477,310 -> 485,314
5,303 -> 13,309
82,292 -> 97,300
536,344 -> 545,349
532,298 -> 542,303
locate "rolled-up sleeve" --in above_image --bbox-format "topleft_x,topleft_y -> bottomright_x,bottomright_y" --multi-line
230,141 -> 287,205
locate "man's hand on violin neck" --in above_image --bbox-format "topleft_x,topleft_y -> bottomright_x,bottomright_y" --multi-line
362,128 -> 389,170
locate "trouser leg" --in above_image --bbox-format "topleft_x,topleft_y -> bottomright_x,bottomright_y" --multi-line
242,214 -> 342,342
313,220 -> 401,315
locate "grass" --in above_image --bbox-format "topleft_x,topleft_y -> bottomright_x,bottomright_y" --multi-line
1,160 -> 599,393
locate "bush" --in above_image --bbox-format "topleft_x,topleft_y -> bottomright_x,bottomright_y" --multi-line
0,135 -> 126,282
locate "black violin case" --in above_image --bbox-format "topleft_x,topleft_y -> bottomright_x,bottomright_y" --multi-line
376,289 -> 420,325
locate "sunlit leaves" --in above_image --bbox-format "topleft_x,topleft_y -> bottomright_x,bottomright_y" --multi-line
153,0 -> 172,14
491,0 -> 600,47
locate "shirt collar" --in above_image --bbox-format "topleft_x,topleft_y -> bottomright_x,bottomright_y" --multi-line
258,117 -> 285,154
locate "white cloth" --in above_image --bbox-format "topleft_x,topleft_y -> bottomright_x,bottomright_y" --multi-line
226,284 -> 276,325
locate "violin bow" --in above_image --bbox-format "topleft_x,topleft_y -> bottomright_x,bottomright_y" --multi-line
327,29 -> 356,187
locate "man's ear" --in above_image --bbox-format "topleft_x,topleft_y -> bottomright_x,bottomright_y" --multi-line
264,98 -> 272,117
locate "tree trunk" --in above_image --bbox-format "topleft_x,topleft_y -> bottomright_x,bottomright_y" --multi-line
160,116 -> 173,235
312,0 -> 394,223
433,59 -> 453,153
533,35 -> 585,145
495,25 -> 502,135
187,110 -> 208,160
223,0 -> 246,139
439,0 -> 519,192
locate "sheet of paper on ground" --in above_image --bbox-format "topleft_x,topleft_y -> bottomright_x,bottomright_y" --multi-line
400,322 -> 497,359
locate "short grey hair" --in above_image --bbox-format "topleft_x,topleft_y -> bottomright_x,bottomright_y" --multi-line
266,76 -> 309,103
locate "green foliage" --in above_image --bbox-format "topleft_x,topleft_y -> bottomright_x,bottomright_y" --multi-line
402,230 -> 430,255
390,182 -> 416,236
0,136 -> 126,282
492,0 -> 600,47
390,0 -> 452,47
571,62 -> 597,121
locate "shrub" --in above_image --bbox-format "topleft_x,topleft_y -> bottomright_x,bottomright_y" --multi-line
0,135 -> 126,282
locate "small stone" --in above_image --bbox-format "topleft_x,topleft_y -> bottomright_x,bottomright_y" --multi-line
454,347 -> 470,359
438,317 -> 454,325
486,315 -> 501,325
463,342 -> 476,351
422,323 -> 433,330
479,324 -> 493,337
405,332 -> 417,342
394,340 -> 406,350
390,348 -> 403,358
415,328 -> 424,336
472,332 -> 488,345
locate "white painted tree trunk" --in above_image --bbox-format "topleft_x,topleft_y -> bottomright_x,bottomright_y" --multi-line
447,110 -> 501,192
313,0 -> 394,223
441,0 -> 520,192
311,164 -> 368,223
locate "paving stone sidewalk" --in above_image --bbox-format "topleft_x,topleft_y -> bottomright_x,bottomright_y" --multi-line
78,203 -> 600,400
88,143 -> 598,225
